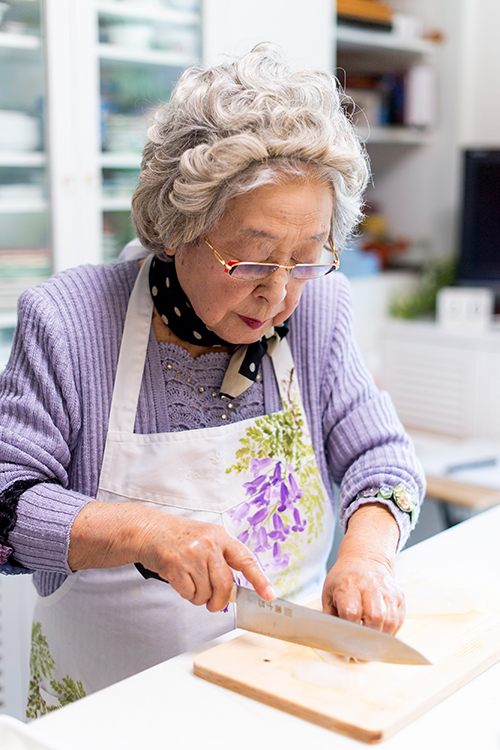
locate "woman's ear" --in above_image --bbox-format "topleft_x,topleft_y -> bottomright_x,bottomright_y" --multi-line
164,245 -> 176,257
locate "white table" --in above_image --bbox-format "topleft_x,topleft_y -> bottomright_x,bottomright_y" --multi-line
30,506 -> 500,750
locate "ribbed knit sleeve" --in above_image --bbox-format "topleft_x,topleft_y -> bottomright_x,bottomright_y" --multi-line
0,262 -> 144,576
0,282 -> 93,573
289,272 -> 426,551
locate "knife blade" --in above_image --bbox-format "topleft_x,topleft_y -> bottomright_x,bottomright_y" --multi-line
231,584 -> 431,665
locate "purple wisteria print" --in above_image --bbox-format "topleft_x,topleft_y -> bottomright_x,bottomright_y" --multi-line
226,376 -> 325,597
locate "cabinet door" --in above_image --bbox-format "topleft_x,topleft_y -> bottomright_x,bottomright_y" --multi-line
45,0 -> 201,273
0,0 -> 49,339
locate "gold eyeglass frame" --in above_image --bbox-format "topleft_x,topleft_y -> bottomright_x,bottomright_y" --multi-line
203,235 -> 340,279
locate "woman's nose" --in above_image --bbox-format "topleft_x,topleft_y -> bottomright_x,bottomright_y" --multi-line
256,267 -> 289,304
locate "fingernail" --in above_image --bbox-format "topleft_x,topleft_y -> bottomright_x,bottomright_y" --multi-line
263,584 -> 276,600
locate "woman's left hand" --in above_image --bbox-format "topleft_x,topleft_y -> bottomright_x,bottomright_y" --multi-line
322,555 -> 405,635
321,502 -> 405,635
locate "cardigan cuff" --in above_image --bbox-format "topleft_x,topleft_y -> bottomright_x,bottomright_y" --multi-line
8,483 -> 93,574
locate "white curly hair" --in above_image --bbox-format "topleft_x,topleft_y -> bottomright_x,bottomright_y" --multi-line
131,43 -> 370,253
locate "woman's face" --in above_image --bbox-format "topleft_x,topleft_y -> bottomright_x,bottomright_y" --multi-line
167,177 -> 334,344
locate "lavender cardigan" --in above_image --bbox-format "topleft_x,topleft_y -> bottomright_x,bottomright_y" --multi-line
0,260 -> 425,594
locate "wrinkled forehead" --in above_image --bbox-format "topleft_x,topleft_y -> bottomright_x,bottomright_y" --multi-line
215,176 -> 334,232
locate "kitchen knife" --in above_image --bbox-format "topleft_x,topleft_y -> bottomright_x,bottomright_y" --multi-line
134,566 -> 430,665
231,584 -> 431,665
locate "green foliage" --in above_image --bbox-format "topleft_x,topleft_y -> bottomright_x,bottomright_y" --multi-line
26,621 -> 86,719
390,257 -> 458,320
30,621 -> 55,680
26,677 -> 59,719
50,676 -> 86,707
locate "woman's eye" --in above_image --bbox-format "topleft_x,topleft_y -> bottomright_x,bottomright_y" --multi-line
293,254 -> 319,265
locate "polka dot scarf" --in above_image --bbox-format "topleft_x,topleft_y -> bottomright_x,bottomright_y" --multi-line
149,255 -> 289,399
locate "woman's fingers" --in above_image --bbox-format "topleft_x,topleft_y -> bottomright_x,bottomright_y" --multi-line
331,586 -> 363,624
224,536 -> 275,601
322,563 -> 405,635
138,512 -> 274,610
357,583 -> 403,634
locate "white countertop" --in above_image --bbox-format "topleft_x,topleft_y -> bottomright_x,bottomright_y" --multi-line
29,506 -> 500,750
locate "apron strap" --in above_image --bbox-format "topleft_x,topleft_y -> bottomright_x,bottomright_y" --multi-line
107,255 -> 154,434
270,336 -> 299,409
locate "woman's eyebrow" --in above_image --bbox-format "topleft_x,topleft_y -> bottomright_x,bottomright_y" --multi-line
238,228 -> 329,243
239,228 -> 280,241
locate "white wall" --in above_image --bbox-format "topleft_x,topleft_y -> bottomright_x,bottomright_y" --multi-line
459,0 -> 500,146
202,0 -> 333,71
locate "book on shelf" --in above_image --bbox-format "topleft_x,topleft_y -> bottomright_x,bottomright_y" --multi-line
337,0 -> 393,30
404,64 -> 437,129
343,68 -> 436,130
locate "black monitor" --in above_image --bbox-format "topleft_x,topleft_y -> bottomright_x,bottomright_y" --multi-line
457,149 -> 500,295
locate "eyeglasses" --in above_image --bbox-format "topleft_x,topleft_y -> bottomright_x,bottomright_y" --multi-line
203,235 -> 339,281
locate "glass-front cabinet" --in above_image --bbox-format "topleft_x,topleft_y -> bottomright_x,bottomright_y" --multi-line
0,0 -> 201,369
97,0 -> 200,260
0,0 -> 48,366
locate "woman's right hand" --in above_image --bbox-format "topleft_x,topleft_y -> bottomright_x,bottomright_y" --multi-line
68,501 -> 275,612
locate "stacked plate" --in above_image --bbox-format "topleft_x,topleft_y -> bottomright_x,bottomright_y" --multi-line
0,110 -> 40,152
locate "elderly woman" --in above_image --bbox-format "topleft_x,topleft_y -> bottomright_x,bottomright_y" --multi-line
0,44 -> 424,715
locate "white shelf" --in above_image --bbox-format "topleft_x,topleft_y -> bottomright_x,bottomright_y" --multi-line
101,195 -> 133,211
357,126 -> 434,145
0,32 -> 40,51
0,198 -> 47,214
97,42 -> 194,66
96,1 -> 199,25
336,25 -> 435,56
0,152 -> 46,167
100,152 -> 142,168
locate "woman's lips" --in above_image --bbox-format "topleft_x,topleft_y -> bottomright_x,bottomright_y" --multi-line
238,315 -> 268,330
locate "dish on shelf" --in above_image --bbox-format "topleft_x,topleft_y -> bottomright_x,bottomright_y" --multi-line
0,110 -> 40,151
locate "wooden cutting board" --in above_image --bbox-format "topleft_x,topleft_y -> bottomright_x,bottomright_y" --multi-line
194,605 -> 500,744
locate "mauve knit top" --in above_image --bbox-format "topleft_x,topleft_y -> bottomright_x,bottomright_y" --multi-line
0,260 -> 425,595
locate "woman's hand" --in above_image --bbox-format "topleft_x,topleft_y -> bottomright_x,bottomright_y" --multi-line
68,501 -> 275,612
322,502 -> 405,635
322,556 -> 405,634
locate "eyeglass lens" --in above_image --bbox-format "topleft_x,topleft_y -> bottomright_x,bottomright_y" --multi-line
229,263 -> 336,280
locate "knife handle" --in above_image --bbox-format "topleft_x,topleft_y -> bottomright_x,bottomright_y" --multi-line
135,562 -> 168,583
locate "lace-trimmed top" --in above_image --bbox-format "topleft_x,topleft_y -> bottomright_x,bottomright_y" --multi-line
158,342 -> 265,431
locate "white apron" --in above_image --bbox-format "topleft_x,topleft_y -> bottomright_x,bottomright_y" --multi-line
27,256 -> 335,717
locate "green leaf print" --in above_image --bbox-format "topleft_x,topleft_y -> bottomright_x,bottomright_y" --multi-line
26,621 -> 86,719
29,621 -> 55,681
50,675 -> 86,707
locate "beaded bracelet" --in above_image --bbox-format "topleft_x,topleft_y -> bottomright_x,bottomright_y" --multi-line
356,483 -> 417,525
